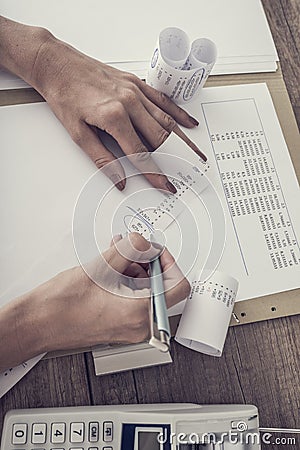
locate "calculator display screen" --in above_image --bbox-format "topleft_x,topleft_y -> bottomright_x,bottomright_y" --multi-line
138,431 -> 161,449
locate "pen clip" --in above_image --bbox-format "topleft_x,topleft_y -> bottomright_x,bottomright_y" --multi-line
149,293 -> 170,353
149,272 -> 170,352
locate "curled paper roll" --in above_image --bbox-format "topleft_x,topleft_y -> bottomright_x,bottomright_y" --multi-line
175,271 -> 239,357
147,27 -> 217,105
158,27 -> 190,69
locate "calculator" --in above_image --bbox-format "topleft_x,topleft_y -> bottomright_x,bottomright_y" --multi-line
1,403 -> 261,449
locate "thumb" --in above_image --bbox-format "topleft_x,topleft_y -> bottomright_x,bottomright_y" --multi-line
103,232 -> 161,275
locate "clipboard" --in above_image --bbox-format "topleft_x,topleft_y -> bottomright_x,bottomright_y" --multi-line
0,65 -> 299,359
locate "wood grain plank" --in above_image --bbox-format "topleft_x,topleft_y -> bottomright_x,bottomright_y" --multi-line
262,0 -> 300,119
232,317 -> 300,426
85,352 -> 139,405
133,317 -> 300,412
0,88 -> 44,107
0,354 -> 90,436
133,331 -> 246,405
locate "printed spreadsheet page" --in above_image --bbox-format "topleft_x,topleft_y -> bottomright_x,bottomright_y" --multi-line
186,83 -> 300,301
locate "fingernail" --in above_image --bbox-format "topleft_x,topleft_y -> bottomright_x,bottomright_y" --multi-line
197,149 -> 208,163
111,174 -> 126,191
188,141 -> 207,162
116,181 -> 125,191
165,180 -> 177,194
189,116 -> 199,126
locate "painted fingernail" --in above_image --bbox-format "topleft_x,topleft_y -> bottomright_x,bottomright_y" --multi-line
189,116 -> 199,126
187,141 -> 207,162
111,174 -> 126,191
196,148 -> 208,163
165,180 -> 177,194
116,180 -> 126,191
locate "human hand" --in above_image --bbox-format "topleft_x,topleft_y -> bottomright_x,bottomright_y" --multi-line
31,34 -> 206,191
42,233 -> 190,350
0,233 -> 190,369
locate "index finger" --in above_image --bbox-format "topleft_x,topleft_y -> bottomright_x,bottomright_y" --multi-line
136,79 -> 199,129
160,248 -> 191,308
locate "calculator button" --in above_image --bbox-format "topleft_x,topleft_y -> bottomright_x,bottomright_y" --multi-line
12,423 -> 27,444
70,422 -> 85,442
103,447 -> 112,450
89,421 -> 99,442
89,447 -> 99,450
51,422 -> 66,443
103,421 -> 113,442
31,423 -> 47,444
69,448 -> 84,450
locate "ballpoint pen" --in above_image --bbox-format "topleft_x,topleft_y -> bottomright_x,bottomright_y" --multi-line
149,255 -> 171,353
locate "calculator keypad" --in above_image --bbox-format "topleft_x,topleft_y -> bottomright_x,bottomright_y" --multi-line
12,423 -> 27,444
89,422 -> 99,442
9,417 -> 114,449
51,422 -> 66,444
31,423 -> 47,444
103,421 -> 113,442
70,422 -> 84,443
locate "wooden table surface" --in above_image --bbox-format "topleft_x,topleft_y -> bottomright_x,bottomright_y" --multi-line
0,1 -> 299,449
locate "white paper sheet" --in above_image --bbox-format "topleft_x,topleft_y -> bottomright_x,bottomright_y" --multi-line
0,0 -> 278,89
92,342 -> 172,376
1,82 -> 300,394
72,147 -> 216,284
0,354 -> 45,398
194,84 -> 300,300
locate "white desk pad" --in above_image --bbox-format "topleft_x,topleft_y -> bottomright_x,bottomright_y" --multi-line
0,0 -> 278,89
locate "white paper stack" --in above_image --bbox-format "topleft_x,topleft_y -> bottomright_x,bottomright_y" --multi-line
0,0 -> 278,90
92,343 -> 172,376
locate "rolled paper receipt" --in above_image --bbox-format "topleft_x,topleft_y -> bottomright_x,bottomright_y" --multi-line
175,271 -> 239,357
147,27 -> 217,105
